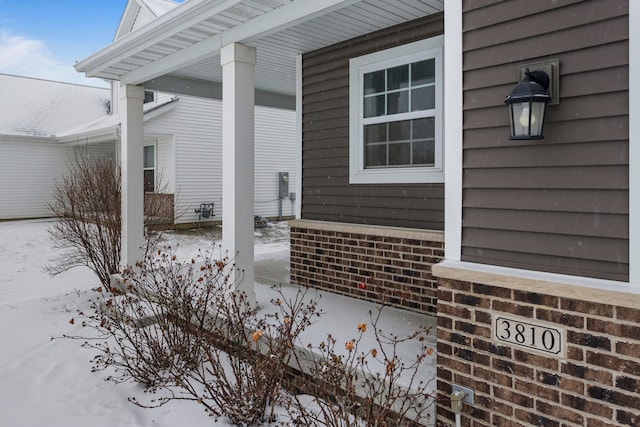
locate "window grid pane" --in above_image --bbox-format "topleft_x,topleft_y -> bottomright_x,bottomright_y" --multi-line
143,146 -> 155,168
143,146 -> 155,192
363,59 -> 436,121
363,117 -> 435,168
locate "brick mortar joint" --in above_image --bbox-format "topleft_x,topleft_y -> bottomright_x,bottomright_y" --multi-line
445,289 -> 640,326
438,332 -> 640,376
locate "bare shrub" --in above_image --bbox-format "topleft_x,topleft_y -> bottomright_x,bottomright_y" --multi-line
47,146 -> 175,289
91,248 -> 223,388
69,246 -> 321,425
182,280 -> 320,424
287,307 -> 436,427
47,148 -> 121,288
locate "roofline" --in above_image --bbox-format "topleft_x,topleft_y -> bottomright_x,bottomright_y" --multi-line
142,97 -> 180,119
75,0 -> 244,77
56,98 -> 179,143
114,0 -> 181,42
76,0 -> 361,83
113,0 -> 140,42
58,128 -> 119,145
0,72 -> 110,90
0,134 -> 58,143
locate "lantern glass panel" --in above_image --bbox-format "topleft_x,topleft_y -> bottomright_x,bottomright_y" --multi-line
530,101 -> 546,136
509,100 -> 547,139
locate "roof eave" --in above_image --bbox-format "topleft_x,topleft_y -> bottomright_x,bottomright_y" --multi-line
75,0 -> 244,78
76,0 -> 363,82
0,133 -> 58,143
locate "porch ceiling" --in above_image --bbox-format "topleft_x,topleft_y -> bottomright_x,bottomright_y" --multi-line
76,0 -> 444,100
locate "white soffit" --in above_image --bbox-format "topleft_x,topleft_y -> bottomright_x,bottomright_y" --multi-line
77,0 -> 444,96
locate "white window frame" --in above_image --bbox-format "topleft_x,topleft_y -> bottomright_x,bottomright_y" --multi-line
349,36 -> 444,184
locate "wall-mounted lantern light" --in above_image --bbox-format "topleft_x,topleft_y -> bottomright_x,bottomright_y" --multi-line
504,68 -> 552,140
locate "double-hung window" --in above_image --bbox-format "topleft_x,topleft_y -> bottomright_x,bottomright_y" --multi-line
349,36 -> 444,184
143,145 -> 155,192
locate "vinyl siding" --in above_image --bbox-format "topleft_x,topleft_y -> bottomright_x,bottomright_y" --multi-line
83,141 -> 116,161
255,106 -> 297,219
301,13 -> 445,231
145,96 -> 222,224
0,140 -> 115,220
130,6 -> 156,33
0,140 -> 69,219
461,0 -> 629,281
155,137 -> 174,194
1,93 -> 295,224
143,95 -> 297,224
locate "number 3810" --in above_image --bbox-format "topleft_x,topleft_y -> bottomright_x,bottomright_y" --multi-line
494,317 -> 562,355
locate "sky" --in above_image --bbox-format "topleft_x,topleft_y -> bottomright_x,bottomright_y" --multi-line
0,1 -> 133,87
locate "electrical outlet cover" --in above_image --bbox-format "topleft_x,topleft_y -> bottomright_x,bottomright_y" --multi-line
452,384 -> 474,405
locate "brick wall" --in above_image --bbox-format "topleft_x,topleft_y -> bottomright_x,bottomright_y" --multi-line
433,265 -> 640,427
144,193 -> 174,228
290,220 -> 444,314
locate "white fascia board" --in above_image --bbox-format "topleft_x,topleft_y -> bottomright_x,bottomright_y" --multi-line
57,127 -> 119,144
76,0 -> 245,76
55,100 -> 177,144
120,0 -> 362,85
113,0 -> 139,42
0,134 -> 56,144
142,98 -> 179,120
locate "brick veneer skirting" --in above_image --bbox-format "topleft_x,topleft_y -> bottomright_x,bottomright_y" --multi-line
433,264 -> 640,427
289,220 -> 444,314
144,192 -> 174,228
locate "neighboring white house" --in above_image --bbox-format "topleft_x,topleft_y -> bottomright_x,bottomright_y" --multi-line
0,0 -> 297,225
0,74 -> 112,220
109,0 -> 298,224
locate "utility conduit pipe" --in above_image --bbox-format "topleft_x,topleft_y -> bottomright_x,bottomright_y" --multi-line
451,390 -> 467,427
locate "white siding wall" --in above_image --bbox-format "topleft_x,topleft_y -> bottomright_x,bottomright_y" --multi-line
84,141 -> 117,161
0,140 -> 71,219
130,6 -> 156,33
144,96 -> 223,224
255,106 -> 297,219
155,137 -> 175,194
143,95 -> 297,224
0,140 -> 115,220
0,94 -> 295,225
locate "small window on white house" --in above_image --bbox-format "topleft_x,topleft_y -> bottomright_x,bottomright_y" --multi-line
349,36 -> 444,184
144,90 -> 155,104
143,145 -> 155,192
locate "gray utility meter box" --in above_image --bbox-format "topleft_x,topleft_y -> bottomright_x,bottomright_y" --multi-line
278,172 -> 289,199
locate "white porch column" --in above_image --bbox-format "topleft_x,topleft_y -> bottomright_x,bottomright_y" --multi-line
221,43 -> 257,305
119,84 -> 145,268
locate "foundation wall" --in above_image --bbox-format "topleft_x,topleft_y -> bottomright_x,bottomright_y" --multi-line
434,265 -> 640,426
290,220 -> 444,314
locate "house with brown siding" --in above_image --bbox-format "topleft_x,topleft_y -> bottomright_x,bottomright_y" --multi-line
436,1 -> 638,426
75,0 -> 639,425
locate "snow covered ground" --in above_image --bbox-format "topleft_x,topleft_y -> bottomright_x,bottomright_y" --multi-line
0,219 -> 436,426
